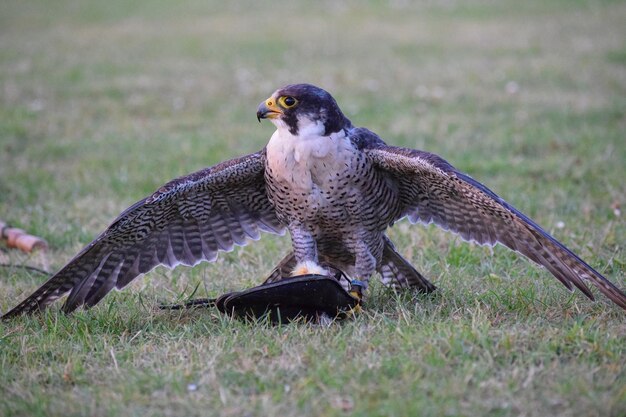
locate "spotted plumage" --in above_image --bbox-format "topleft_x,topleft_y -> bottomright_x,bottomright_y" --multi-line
3,83 -> 625,318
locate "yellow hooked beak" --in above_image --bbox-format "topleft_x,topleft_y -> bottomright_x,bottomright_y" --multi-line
256,97 -> 283,122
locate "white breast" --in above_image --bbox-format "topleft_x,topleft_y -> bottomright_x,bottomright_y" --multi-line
266,120 -> 355,193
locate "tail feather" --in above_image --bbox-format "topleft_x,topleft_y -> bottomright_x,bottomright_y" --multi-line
378,237 -> 436,293
263,252 -> 298,284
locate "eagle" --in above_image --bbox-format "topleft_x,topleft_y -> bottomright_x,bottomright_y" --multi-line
3,83 -> 625,319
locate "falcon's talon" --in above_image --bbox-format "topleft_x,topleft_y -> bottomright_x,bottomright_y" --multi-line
347,279 -> 365,316
349,280 -> 365,300
346,290 -> 363,318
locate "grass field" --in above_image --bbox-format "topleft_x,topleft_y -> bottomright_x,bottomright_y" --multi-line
1,1 -> 625,416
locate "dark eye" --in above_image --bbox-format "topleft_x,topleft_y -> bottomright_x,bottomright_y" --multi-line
280,96 -> 298,108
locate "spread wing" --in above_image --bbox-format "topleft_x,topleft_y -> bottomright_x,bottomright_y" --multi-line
2,150 -> 284,318
357,133 -> 626,310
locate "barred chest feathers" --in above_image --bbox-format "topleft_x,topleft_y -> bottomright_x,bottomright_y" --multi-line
265,121 -> 360,213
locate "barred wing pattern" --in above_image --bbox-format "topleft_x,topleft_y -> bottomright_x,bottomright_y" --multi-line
2,150 -> 284,318
364,144 -> 626,310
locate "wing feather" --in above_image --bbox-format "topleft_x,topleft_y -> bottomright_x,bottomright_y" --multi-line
2,150 -> 284,318
363,142 -> 626,310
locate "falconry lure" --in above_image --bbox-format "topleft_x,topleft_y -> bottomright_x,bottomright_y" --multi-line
3,83 -> 625,319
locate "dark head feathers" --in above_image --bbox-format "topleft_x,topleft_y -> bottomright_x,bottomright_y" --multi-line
276,84 -> 352,136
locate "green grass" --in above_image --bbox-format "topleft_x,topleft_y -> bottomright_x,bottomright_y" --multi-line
1,1 -> 625,416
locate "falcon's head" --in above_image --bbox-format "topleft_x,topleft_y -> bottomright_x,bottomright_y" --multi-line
257,84 -> 352,136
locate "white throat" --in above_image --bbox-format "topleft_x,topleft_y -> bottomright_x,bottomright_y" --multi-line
269,115 -> 326,140
266,117 -> 352,190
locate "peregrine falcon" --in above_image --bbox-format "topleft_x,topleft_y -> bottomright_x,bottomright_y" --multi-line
3,83 -> 625,319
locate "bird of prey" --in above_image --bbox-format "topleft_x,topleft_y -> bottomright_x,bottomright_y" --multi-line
3,83 -> 625,319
